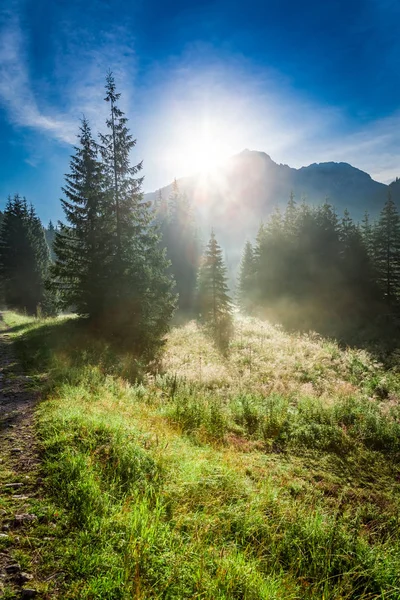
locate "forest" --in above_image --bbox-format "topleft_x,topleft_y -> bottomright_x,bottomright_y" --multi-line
1,73 -> 400,358
2,74 -> 400,599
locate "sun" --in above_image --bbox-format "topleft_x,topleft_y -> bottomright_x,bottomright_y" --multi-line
173,116 -> 233,176
192,129 -> 230,174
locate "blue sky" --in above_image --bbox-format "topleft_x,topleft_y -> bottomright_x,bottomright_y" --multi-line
1,0 -> 400,224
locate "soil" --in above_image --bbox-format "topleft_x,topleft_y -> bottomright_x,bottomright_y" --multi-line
0,315 -> 41,598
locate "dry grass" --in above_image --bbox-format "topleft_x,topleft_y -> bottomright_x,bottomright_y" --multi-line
161,314 -> 389,403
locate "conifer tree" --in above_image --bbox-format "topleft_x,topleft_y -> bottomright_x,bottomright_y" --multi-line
338,208 -> 380,319
250,199 -> 380,334
154,189 -> 168,220
306,201 -> 342,318
252,222 -> 266,306
237,240 -> 256,314
374,192 -> 400,305
281,195 -> 301,298
253,222 -> 266,265
51,117 -> 108,317
158,180 -> 200,314
340,208 -> 355,256
99,72 -> 176,350
284,191 -> 297,236
45,221 -> 57,261
253,208 -> 287,304
197,231 -> 233,349
360,210 -> 375,258
0,195 -> 51,314
245,196 -> 400,338
28,204 -> 54,315
99,71 -> 143,270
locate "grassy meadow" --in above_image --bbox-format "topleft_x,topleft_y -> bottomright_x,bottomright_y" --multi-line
3,311 -> 400,599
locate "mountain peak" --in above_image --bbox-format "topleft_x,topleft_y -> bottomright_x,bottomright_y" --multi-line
301,161 -> 371,177
237,149 -> 274,162
146,152 -> 392,240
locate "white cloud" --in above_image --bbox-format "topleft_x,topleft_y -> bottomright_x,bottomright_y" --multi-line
0,4 -> 76,143
0,3 -> 137,150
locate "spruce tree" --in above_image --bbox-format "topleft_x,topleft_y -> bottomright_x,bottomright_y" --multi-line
252,222 -> 266,308
99,71 -> 143,269
338,208 -> 380,321
282,195 -> 301,300
237,240 -> 256,314
154,189 -> 168,220
197,231 -> 233,349
0,195 -> 50,314
284,191 -> 297,236
307,201 -> 342,324
45,221 -> 57,261
51,117 -> 108,317
340,208 -> 355,256
253,208 -> 287,305
99,72 -> 176,351
158,180 -> 200,315
28,204 -> 54,315
250,200 -> 374,334
374,192 -> 400,305
244,196 -> 400,338
360,210 -> 375,258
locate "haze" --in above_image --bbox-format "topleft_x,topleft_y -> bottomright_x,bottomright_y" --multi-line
1,0 -> 400,224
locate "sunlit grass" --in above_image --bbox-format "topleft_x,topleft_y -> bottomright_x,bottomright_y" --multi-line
3,311 -> 400,598
162,315 -> 392,402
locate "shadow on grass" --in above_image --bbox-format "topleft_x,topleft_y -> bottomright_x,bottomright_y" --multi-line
4,323 -> 36,334
12,317 -> 146,384
257,306 -> 400,366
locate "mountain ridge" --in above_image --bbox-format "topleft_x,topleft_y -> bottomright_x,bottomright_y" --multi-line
145,150 -> 399,260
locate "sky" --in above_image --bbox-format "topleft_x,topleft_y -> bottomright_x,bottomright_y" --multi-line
1,0 -> 400,224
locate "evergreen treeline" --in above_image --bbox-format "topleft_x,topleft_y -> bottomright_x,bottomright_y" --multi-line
237,194 -> 400,339
0,194 -> 52,314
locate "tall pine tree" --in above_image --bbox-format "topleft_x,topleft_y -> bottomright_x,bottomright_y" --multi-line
360,210 -> 375,258
99,72 -> 176,351
374,192 -> 400,305
156,180 -> 200,315
236,240 -> 256,314
197,231 -> 232,349
45,221 -> 57,261
338,208 -> 381,322
51,117 -> 108,317
28,204 -> 54,315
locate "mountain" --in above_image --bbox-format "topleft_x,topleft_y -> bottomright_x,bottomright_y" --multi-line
145,150 -> 399,263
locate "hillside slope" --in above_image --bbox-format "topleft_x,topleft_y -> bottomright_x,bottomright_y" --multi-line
3,311 -> 400,598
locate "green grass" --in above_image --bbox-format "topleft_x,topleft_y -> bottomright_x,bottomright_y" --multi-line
3,311 -> 400,598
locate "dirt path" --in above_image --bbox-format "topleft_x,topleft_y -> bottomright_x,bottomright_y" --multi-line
0,315 -> 42,599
